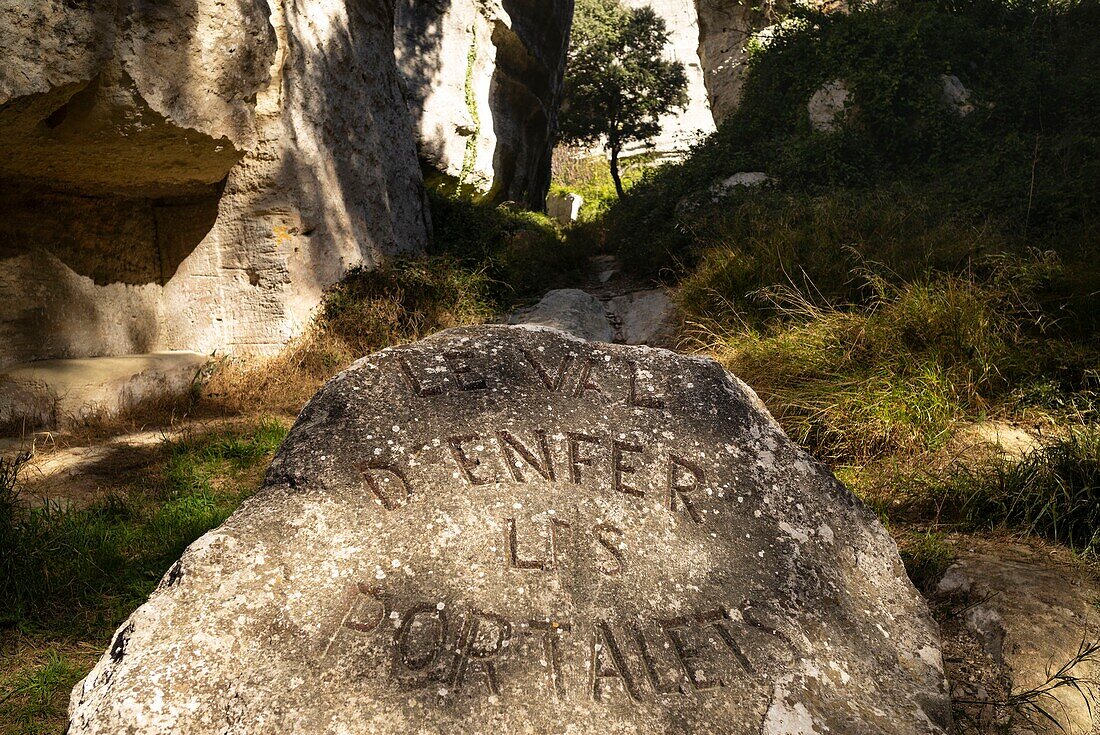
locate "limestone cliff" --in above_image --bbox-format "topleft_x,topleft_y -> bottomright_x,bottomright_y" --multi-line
607,0 -> 844,157
621,0 -> 716,156
0,0 -> 430,371
395,0 -> 573,209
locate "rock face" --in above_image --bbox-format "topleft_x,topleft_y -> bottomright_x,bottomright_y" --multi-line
0,0 -> 430,372
621,0 -> 717,157
937,540 -> 1100,734
695,0 -> 774,123
395,0 -> 574,209
696,0 -> 850,123
0,352 -> 209,430
808,79 -> 853,132
609,289 -> 682,348
508,289 -> 614,343
69,325 -> 951,734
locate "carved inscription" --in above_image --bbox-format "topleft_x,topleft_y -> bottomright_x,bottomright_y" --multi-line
506,518 -> 624,575
366,427 -> 722,531
328,590 -> 783,704
358,464 -> 412,511
497,430 -> 555,482
397,348 -> 670,409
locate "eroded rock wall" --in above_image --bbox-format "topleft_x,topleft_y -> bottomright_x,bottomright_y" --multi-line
0,0 -> 429,371
621,0 -> 716,157
395,0 -> 573,209
697,0 -> 849,122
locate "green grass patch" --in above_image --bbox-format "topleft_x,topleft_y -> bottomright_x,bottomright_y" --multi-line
0,647 -> 87,734
426,190 -> 588,301
916,427 -> 1100,554
552,152 -> 656,222
0,419 -> 287,639
897,530 -> 957,593
695,248 -> 1100,464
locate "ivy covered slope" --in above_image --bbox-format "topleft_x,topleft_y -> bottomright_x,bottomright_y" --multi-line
610,0 -> 1100,281
593,0 -> 1100,559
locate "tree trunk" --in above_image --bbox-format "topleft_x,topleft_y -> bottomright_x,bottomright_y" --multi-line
609,144 -> 625,199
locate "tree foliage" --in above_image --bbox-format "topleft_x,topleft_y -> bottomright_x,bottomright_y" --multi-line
559,0 -> 688,196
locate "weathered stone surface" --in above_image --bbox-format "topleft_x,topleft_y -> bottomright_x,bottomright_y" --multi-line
696,0 -> 770,123
696,0 -> 851,122
609,289 -> 682,347
395,0 -> 574,208
940,74 -> 975,117
1,0 -> 430,372
0,352 -> 209,430
808,80 -> 852,132
937,540 -> 1100,734
508,289 -> 614,343
711,172 -> 776,195
69,325 -> 951,734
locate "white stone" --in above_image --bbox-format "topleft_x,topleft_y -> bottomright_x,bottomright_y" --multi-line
608,289 -> 682,347
940,74 -> 975,117
937,541 -> 1100,733
546,192 -> 584,226
508,289 -> 614,343
808,80 -> 852,132
710,172 -> 776,197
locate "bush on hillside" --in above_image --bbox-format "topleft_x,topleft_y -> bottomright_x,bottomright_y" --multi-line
609,0 -> 1100,276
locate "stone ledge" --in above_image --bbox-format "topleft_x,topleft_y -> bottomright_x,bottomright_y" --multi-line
0,352 -> 209,430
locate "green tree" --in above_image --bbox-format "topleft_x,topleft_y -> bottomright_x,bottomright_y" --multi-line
559,0 -> 689,198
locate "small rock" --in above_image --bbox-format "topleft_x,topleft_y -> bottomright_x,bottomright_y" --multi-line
808,79 -> 852,132
608,289 -> 681,347
709,172 -> 775,198
508,289 -> 614,343
546,192 -> 584,226
940,74 -> 975,117
953,421 -> 1042,461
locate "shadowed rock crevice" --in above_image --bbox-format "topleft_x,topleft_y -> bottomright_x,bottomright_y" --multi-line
395,0 -> 573,208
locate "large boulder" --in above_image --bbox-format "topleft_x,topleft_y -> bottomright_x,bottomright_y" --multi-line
68,325 -> 952,734
395,0 -> 574,209
0,0 -> 430,372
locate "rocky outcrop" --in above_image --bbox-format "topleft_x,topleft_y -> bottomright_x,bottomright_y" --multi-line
696,0 -> 849,123
0,0 -> 430,372
395,0 -> 574,209
621,0 -> 717,157
937,540 -> 1100,734
808,79 -> 853,132
696,0 -> 785,123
